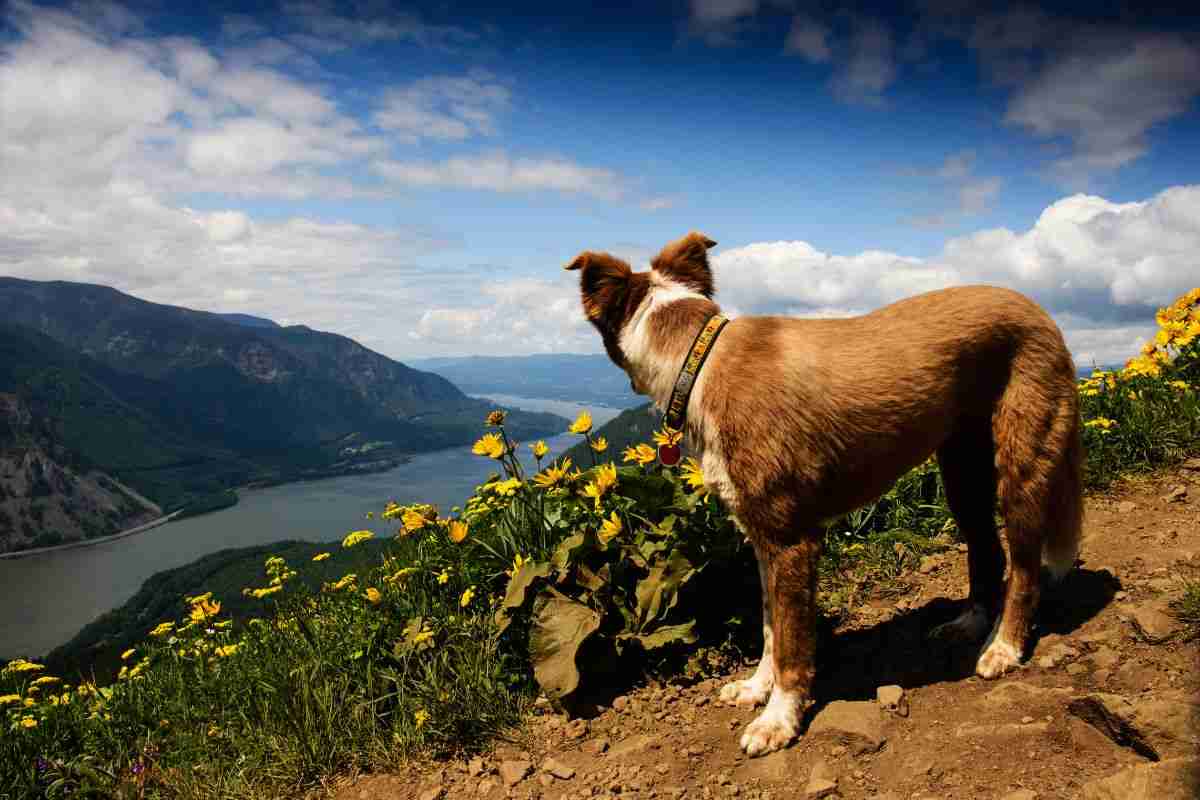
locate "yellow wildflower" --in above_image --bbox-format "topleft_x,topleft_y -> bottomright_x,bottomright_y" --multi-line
23,697 -> 35,707
214,644 -> 239,658
365,587 -> 383,605
366,511 -> 373,519
533,458 -> 572,489
20,717 -> 36,729
448,519 -> 469,543
568,411 -> 592,435
2,659 -> 44,674
383,567 -> 417,584
1170,380 -> 1190,391
622,443 -> 657,466
189,598 -> 221,623
507,553 -> 528,577
460,586 -> 476,608
324,573 -> 358,592
652,427 -> 683,447
185,591 -> 213,605
402,508 -> 427,531
248,585 -> 283,599
414,709 -> 430,728
583,463 -> 619,510
437,569 -> 450,584
486,409 -> 507,426
149,622 -> 175,637
680,457 -> 707,493
342,530 -> 374,548
530,440 -> 549,459
472,432 -> 506,459
492,477 -> 523,497
0,694 -> 20,706
590,435 -> 609,453
1084,418 -> 1117,434
30,676 -> 60,687
597,511 -> 622,545
312,552 -> 331,562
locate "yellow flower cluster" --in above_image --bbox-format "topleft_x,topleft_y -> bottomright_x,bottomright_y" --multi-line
1084,417 -> 1118,434
568,411 -> 592,435
324,573 -> 357,592
472,432 -> 507,459
342,530 -> 374,548
1124,287 -> 1200,377
582,463 -> 618,510
486,409 -> 507,427
530,440 -> 549,459
622,443 -> 656,466
2,659 -> 45,674
680,457 -> 708,495
534,458 -> 574,489
597,511 -> 622,545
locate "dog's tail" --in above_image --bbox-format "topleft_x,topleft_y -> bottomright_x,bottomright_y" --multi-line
1041,407 -> 1084,582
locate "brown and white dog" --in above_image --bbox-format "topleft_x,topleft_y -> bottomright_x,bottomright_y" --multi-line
566,231 -> 1083,757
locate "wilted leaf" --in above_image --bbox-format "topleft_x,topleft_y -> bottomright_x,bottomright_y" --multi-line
636,620 -> 697,650
528,589 -> 602,699
550,532 -> 587,573
495,561 -> 552,633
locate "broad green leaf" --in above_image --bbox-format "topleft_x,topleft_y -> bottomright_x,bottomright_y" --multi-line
494,560 -> 552,633
637,620 -> 697,650
528,588 -> 602,699
614,471 -> 675,512
634,549 -> 697,630
550,532 -> 587,573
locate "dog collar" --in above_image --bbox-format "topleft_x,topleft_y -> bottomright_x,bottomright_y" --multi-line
659,313 -> 728,465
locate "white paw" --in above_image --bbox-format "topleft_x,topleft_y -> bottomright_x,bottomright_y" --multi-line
719,675 -> 772,707
929,603 -> 990,643
976,637 -> 1022,679
738,689 -> 800,757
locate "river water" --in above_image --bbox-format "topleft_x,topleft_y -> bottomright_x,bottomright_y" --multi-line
0,397 -> 625,660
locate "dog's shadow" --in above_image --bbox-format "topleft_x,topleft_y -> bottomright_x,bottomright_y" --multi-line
811,566 -> 1121,703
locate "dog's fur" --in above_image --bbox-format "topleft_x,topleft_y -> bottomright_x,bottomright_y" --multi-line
566,231 -> 1084,757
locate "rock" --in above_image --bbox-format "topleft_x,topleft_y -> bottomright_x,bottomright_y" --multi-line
805,764 -> 839,800
1021,716 -> 1035,724
1118,501 -> 1138,514
1183,458 -> 1200,470
476,777 -> 497,796
609,735 -> 657,758
876,685 -> 908,717
418,786 -> 446,800
918,556 -> 938,574
1000,791 -> 1039,800
1090,646 -> 1120,670
1068,694 -> 1159,759
1165,485 -> 1188,502
565,718 -> 590,739
1067,662 -> 1088,675
1072,692 -> 1200,760
499,760 -> 532,787
612,696 -> 629,711
468,757 -> 487,777
1080,757 -> 1200,799
807,701 -> 886,755
982,682 -> 1072,706
956,721 -> 1049,738
582,737 -> 610,755
542,757 -> 576,780
1129,606 -> 1179,642
1035,641 -> 1079,669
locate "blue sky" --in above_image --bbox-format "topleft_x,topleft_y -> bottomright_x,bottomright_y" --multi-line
2,0 -> 1199,366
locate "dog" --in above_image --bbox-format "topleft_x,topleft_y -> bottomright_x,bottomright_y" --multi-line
566,231 -> 1083,757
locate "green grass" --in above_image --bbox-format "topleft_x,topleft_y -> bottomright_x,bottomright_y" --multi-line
3,289 -> 1199,800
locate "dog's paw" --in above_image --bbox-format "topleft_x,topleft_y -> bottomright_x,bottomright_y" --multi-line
738,689 -> 802,757
928,603 -> 990,644
719,675 -> 772,707
976,637 -> 1022,679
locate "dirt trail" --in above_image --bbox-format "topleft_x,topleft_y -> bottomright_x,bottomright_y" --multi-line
336,468 -> 1200,800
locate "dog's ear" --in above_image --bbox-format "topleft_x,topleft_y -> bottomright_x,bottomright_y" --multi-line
651,231 -> 717,298
565,251 -> 634,324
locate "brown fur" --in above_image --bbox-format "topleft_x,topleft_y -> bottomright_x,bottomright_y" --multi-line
568,232 -> 1084,750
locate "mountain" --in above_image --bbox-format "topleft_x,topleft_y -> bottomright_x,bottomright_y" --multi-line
411,354 -> 642,407
217,313 -> 280,329
0,279 -> 566,552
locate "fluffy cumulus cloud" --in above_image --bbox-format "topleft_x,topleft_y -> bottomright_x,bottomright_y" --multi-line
711,185 -> 1200,365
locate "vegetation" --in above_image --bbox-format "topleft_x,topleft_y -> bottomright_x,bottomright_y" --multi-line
3,288 -> 1198,800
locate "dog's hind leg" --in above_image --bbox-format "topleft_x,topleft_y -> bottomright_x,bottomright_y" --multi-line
720,541 -> 775,707
929,423 -> 1003,644
739,537 -> 820,757
977,355 -> 1081,679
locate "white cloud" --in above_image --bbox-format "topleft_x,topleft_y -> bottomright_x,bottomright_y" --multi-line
784,15 -> 832,63
373,73 -> 511,143
685,0 -> 759,46
373,151 -> 630,201
831,18 -> 897,107
710,185 -> 1200,365
901,149 -> 1003,228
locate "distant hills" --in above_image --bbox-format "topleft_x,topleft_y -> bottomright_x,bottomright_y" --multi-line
0,278 -> 565,553
410,354 -> 642,407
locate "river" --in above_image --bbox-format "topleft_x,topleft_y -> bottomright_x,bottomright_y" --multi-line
0,397 -> 627,660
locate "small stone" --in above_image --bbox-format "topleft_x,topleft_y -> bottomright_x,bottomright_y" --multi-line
694,695 -> 710,707
876,684 -> 909,717
829,745 -> 847,758
1183,457 -> 1200,470
1067,662 -> 1088,675
1114,591 -> 1128,601
468,757 -> 487,777
1000,791 -> 1039,800
566,718 -> 590,739
656,764 -> 671,775
418,786 -> 446,800
1129,606 -> 1179,643
805,778 -> 838,799
542,757 -> 576,780
477,777 -> 497,796
918,556 -> 938,574
1021,716 -> 1035,724
1117,501 -> 1137,514
1165,485 -> 1188,502
807,700 -> 886,754
1080,757 -> 1199,799
583,738 -> 610,756
499,760 -> 533,787
612,696 -> 629,712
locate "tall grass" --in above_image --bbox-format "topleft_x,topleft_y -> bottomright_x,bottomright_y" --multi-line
3,288 -> 1198,800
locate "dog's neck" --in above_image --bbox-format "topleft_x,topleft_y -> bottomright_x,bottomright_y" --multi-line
618,274 -> 721,413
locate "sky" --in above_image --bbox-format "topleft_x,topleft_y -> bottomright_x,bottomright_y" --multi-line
2,0 -> 1199,368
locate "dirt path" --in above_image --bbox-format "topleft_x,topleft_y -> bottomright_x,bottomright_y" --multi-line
336,468 -> 1200,800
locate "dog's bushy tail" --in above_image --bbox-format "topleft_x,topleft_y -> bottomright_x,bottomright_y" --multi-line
1041,420 -> 1083,582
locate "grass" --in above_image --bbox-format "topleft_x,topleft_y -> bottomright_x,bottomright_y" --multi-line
2,288 -> 1199,800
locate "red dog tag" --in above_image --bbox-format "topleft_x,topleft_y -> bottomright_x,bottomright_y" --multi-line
658,443 -> 682,466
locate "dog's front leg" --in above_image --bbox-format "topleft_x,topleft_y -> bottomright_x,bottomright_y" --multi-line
739,538 -> 819,757
719,541 -> 774,706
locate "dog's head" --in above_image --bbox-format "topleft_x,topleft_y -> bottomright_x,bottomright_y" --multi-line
564,231 -> 718,383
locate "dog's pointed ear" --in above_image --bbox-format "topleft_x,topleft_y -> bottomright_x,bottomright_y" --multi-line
565,250 -> 633,323
651,231 -> 716,298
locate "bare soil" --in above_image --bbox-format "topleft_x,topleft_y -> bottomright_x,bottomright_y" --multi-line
334,468 -> 1200,800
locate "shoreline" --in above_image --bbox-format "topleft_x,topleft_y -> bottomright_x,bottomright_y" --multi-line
0,510 -> 184,561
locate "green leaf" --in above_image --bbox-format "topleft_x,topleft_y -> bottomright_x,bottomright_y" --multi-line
634,549 -> 697,631
550,532 -> 587,573
494,560 -> 552,633
615,470 -> 676,512
528,588 -> 602,699
636,620 -> 697,650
